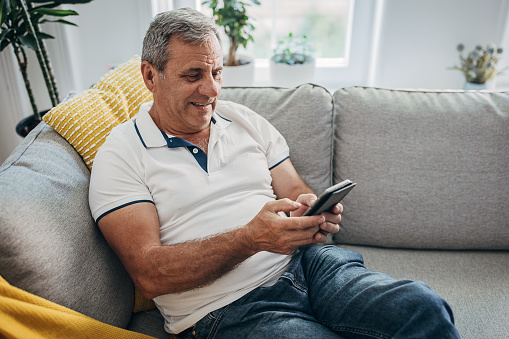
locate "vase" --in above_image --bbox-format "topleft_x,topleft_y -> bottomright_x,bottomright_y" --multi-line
463,82 -> 487,90
221,55 -> 254,87
270,57 -> 316,88
15,109 -> 50,137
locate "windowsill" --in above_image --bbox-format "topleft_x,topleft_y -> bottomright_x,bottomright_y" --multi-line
252,58 -> 348,92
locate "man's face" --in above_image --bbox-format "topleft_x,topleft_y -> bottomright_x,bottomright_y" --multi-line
150,34 -> 223,135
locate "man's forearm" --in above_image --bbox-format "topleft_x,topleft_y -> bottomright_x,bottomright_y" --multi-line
137,226 -> 256,299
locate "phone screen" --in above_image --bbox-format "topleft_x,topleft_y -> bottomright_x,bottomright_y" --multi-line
304,181 -> 356,216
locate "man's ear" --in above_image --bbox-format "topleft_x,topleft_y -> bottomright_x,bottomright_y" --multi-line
141,61 -> 157,93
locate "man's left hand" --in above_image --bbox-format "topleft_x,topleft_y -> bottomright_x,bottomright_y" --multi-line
290,194 -> 343,242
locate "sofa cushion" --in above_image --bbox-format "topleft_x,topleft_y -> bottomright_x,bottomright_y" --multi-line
219,84 -> 334,194
0,123 -> 134,327
341,245 -> 509,339
127,309 -> 171,339
333,87 -> 509,249
43,55 -> 153,170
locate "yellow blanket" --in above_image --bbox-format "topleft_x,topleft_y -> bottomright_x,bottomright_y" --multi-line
0,275 -> 156,339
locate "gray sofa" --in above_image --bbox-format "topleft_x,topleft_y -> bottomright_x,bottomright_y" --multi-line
1,84 -> 508,338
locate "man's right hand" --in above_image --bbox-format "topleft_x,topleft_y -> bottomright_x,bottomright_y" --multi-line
243,198 -> 326,255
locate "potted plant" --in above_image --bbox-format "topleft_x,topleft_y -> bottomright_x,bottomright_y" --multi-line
203,0 -> 259,86
451,43 -> 506,90
270,32 -> 315,87
0,0 -> 92,137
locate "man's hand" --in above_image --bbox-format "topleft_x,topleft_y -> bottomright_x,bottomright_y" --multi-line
244,198 -> 340,255
290,194 -> 343,242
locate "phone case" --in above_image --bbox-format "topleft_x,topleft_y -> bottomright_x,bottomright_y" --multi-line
304,180 -> 356,216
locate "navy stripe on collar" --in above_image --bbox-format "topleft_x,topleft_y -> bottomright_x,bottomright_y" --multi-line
160,131 -> 208,172
134,121 -> 147,148
217,113 -> 232,122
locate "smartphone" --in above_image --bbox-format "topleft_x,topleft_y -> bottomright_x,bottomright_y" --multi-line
304,180 -> 356,216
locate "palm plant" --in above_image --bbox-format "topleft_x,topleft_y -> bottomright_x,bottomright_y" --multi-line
0,0 -> 92,124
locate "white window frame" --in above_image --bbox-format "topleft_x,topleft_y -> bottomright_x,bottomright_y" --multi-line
253,0 -> 382,91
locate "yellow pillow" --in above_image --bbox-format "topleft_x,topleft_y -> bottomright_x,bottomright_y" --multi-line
43,55 -> 156,312
43,55 -> 153,170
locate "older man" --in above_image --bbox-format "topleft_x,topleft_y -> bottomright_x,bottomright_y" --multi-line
89,8 -> 459,339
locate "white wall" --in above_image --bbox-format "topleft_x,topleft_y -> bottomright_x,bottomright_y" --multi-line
372,0 -> 509,89
63,0 -> 152,91
0,51 -> 30,162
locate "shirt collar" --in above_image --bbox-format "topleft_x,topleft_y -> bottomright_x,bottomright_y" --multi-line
134,101 -> 231,148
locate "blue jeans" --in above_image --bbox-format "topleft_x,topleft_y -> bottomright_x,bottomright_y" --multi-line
177,246 -> 460,339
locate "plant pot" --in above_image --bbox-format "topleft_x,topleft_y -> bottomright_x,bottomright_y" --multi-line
463,82 -> 487,91
270,57 -> 315,87
221,56 -> 254,87
16,109 -> 50,137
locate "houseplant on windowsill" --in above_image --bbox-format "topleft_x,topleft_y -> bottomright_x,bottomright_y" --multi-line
451,43 -> 506,90
270,32 -> 315,88
203,0 -> 260,86
0,0 -> 92,137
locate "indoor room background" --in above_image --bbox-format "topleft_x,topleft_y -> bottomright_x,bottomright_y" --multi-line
1,0 -> 508,163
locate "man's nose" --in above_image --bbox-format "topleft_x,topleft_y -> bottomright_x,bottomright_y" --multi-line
199,73 -> 221,97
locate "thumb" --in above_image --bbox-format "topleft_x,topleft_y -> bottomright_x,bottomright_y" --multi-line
267,198 -> 302,214
296,193 -> 318,207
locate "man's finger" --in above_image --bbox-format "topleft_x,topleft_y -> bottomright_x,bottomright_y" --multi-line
296,193 -> 318,207
267,198 -> 302,214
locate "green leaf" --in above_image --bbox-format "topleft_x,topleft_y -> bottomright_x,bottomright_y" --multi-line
30,0 -> 92,3
0,0 -> 12,28
33,8 -> 78,17
39,18 -> 77,26
36,31 -> 54,39
53,0 -> 94,3
0,27 -> 11,42
0,37 -> 11,51
19,33 -> 38,49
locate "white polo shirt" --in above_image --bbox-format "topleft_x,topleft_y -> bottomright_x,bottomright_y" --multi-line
89,100 -> 292,334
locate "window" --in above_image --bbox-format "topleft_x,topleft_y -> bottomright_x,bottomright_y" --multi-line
201,0 -> 353,66
154,0 -> 381,90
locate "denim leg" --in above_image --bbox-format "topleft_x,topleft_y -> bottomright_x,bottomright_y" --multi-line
301,245 -> 460,339
189,268 -> 344,339
187,245 -> 459,339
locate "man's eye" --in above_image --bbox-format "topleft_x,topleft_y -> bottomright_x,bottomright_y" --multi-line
186,74 -> 200,81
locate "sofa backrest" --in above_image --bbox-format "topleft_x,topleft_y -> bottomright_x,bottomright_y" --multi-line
219,84 -> 334,194
333,87 -> 509,250
0,123 -> 134,327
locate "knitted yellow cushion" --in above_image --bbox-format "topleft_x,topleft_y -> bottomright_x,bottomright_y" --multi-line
43,55 -> 156,312
43,55 -> 153,170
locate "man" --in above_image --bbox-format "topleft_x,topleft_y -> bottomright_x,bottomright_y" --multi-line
89,8 -> 460,338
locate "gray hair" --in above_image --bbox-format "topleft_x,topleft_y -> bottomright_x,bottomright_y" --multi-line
142,8 -> 221,73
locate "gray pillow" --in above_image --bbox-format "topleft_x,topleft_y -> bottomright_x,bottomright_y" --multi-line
0,123 -> 134,327
333,87 -> 509,250
220,84 -> 334,194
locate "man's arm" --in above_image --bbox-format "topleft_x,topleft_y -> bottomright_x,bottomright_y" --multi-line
98,198 -> 325,299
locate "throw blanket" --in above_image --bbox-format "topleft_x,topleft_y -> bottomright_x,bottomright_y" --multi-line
0,275 -> 155,339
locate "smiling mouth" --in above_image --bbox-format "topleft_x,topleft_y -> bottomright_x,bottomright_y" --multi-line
191,102 -> 209,107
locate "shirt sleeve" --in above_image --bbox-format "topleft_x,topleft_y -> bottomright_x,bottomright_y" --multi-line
249,109 -> 290,170
88,131 -> 153,223
217,100 -> 291,170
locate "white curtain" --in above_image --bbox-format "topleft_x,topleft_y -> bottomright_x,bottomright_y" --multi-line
0,50 -> 30,162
